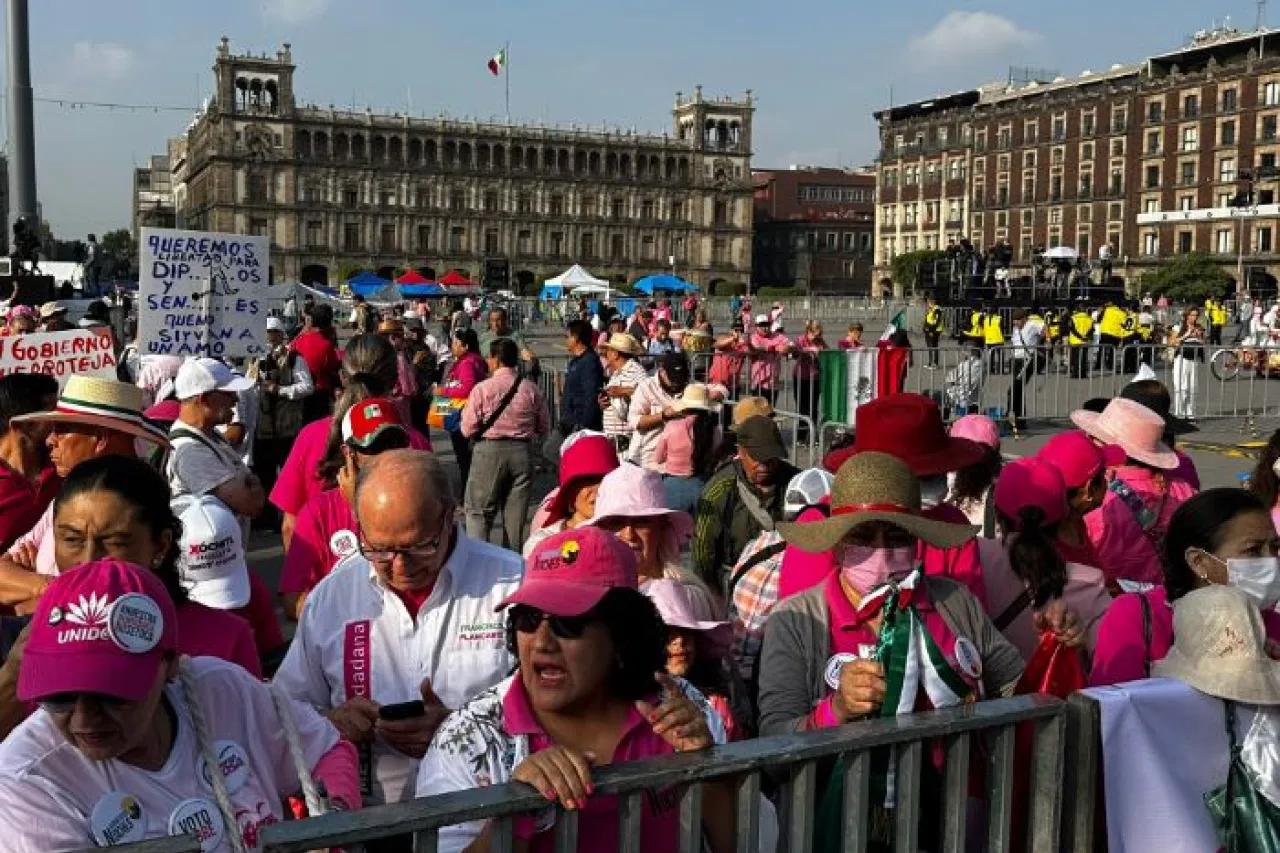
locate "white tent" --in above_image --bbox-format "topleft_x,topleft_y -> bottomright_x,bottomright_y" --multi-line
541,264 -> 610,299
569,283 -> 611,296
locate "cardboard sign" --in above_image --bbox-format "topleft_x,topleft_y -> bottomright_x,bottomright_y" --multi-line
138,228 -> 269,359
0,328 -> 117,387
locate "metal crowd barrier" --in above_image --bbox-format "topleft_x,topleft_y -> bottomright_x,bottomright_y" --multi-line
79,693 -> 1067,853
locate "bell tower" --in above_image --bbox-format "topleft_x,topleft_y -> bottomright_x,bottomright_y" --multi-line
213,36 -> 296,119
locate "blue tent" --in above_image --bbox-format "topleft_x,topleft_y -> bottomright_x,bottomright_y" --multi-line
398,283 -> 445,297
633,274 -> 697,295
347,272 -> 393,297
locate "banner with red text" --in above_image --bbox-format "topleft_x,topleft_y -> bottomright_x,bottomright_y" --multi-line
0,328 -> 117,387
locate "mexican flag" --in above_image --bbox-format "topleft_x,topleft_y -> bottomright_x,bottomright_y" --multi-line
819,348 -> 877,424
879,308 -> 907,341
487,48 -> 507,76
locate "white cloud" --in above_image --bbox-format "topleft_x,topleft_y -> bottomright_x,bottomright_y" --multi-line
65,42 -> 136,82
907,11 -> 1041,69
261,0 -> 330,24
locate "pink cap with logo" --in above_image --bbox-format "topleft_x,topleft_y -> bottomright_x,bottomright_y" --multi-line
19,559 -> 178,703
498,527 -> 638,617
1037,430 -> 1126,490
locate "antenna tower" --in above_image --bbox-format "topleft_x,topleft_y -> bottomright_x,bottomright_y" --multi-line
1261,0 -> 1269,31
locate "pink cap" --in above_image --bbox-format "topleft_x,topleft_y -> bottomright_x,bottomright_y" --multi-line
1038,431 -> 1126,490
949,414 -> 1001,450
499,527 -> 639,617
20,560 -> 178,703
994,457 -> 1069,529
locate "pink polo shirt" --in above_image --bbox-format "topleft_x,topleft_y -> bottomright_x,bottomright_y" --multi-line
270,413 -> 431,516
653,417 -> 696,477
748,333 -> 790,389
502,676 -> 681,850
279,488 -> 359,595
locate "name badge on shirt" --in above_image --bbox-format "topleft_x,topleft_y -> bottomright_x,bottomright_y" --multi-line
91,791 -> 146,847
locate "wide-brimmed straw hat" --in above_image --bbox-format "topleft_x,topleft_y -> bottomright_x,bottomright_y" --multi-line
1070,397 -> 1179,470
11,376 -> 169,446
779,451 -> 977,554
38,302 -> 67,319
1153,585 -> 1280,705
601,332 -> 644,357
671,383 -> 711,413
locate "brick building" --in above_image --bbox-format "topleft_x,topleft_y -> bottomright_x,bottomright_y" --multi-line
159,39 -> 755,292
752,166 -> 876,294
874,26 -> 1280,290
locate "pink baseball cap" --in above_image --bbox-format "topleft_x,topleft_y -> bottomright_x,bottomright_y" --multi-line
499,527 -> 639,617
20,560 -> 178,703
949,414 -> 1001,450
994,457 -> 1069,529
1038,430 -> 1126,490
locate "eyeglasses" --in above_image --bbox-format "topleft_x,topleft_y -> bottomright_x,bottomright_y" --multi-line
359,506 -> 452,565
509,605 -> 594,639
39,692 -> 129,714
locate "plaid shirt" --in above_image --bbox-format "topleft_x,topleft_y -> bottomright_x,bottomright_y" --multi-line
729,530 -> 786,685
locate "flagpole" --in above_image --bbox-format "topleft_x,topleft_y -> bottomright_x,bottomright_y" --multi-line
504,41 -> 510,124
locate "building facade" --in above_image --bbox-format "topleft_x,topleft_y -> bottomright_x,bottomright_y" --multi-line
752,166 -> 875,295
873,27 -> 1280,290
165,39 -> 755,292
132,153 -> 177,244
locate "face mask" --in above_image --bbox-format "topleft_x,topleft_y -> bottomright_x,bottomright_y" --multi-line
1225,555 -> 1280,609
919,476 -> 949,510
838,544 -> 917,594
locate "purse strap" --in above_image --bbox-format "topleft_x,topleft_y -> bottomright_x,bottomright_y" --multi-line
473,372 -> 524,441
994,588 -> 1034,631
1140,593 -> 1154,677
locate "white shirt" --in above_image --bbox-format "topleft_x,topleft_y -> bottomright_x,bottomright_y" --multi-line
1011,319 -> 1045,360
273,529 -> 523,806
167,421 -> 253,541
0,657 -> 338,853
602,358 -> 650,437
625,375 -> 678,470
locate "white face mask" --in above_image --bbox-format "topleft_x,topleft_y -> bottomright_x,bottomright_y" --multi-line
1225,556 -> 1280,610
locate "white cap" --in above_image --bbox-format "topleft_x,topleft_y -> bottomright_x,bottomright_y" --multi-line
265,317 -> 284,332
754,313 -> 769,325
784,468 -> 835,516
173,495 -> 250,609
174,357 -> 254,401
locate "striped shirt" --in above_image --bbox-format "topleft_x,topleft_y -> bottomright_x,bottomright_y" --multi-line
602,357 -> 650,437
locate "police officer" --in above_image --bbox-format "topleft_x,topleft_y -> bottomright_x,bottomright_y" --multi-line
983,304 -> 1005,374
1067,301 -> 1094,378
923,297 -> 944,369
1097,299 -> 1128,373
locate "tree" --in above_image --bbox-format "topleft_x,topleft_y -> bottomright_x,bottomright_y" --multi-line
1139,253 -> 1234,302
890,250 -> 947,292
99,229 -> 134,279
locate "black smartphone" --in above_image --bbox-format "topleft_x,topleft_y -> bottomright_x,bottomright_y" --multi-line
378,700 -> 426,721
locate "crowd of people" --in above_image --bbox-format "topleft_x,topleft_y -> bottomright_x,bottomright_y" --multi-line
0,290 -> 1273,852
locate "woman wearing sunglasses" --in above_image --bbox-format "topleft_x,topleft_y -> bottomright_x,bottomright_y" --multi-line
0,559 -> 359,853
417,526 -> 742,853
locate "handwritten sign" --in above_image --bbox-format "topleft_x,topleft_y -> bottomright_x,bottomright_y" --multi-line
0,328 -> 117,387
137,227 -> 269,358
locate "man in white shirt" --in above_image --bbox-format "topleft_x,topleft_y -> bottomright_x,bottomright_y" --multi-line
599,333 -> 648,452
1007,308 -> 1046,430
274,449 -> 522,807
626,351 -> 690,470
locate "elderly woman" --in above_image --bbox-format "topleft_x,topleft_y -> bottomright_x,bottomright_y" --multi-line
524,431 -> 619,557
416,527 -> 738,853
0,559 -> 359,853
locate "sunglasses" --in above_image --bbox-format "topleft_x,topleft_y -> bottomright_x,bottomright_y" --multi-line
509,605 -> 595,639
39,692 -> 130,714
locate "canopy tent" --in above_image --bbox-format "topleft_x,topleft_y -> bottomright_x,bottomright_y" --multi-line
633,274 -> 697,295
399,283 -> 445,297
347,271 -> 394,297
438,270 -> 474,286
396,270 -> 434,285
569,282 -> 611,296
540,264 -> 610,299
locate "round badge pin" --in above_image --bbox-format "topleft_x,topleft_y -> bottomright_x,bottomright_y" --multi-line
330,530 -> 359,559
168,798 -> 225,853
91,791 -> 146,847
199,740 -> 252,795
824,652 -> 859,690
107,593 -> 164,654
953,637 -> 983,680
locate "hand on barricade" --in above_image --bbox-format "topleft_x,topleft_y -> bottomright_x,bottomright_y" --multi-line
832,659 -> 886,721
513,745 -> 597,810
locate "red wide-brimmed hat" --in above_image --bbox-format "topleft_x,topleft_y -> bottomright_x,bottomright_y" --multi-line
823,394 -> 987,477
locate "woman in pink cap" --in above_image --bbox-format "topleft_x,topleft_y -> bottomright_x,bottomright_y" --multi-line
0,559 -> 360,853
1036,430 -> 1123,572
944,414 -> 1003,532
416,527 -> 738,853
522,431 -> 619,557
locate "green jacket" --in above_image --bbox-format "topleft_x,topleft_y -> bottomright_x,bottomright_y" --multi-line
691,460 -> 800,597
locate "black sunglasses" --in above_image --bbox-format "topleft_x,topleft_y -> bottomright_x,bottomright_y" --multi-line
39,692 -> 129,714
509,605 -> 594,639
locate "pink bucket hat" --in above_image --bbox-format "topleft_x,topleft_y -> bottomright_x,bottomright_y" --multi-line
1070,397 -> 1179,470
994,457 -> 1068,529
499,527 -> 639,617
545,431 -> 620,522
1037,430 -> 1125,490
643,579 -> 732,658
19,559 -> 178,703
949,414 -> 1001,450
586,463 -> 693,542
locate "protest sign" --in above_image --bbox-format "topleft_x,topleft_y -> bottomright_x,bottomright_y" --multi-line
137,227 -> 269,359
0,328 -> 117,388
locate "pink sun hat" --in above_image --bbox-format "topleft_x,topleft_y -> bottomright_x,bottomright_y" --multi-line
499,526 -> 639,617
1070,397 -> 1179,470
586,463 -> 693,543
643,579 -> 732,658
949,414 -> 1001,450
19,559 -> 178,703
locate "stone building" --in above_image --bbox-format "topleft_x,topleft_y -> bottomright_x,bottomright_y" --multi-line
132,153 -> 176,244
873,26 -> 1280,290
166,38 -> 755,292
752,166 -> 876,295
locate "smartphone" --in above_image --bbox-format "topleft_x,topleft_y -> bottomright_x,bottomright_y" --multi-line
378,700 -> 426,721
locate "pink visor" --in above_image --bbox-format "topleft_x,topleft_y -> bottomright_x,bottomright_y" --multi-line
499,527 -> 638,617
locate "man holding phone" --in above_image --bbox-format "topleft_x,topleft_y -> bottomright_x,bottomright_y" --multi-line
274,449 -> 523,813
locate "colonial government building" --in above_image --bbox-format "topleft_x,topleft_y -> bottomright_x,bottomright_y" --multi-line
149,39 -> 755,292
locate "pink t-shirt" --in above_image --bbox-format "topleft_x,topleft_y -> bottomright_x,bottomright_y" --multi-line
504,677 -> 681,849
1090,585 -> 1280,687
748,333 -> 790,389
653,417 -> 696,477
279,488 -> 359,595
793,336 -> 826,380
178,601 -> 262,678
269,414 -> 431,516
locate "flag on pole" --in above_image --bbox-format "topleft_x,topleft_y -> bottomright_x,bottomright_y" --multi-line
879,308 -> 907,342
487,48 -> 506,76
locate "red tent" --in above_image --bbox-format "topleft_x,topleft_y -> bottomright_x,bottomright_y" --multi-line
395,270 -> 434,285
438,270 -> 474,287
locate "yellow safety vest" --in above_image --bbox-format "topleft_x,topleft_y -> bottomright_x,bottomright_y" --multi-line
1212,305 -> 1228,326
1120,311 -> 1137,340
983,315 -> 1004,345
1099,306 -> 1128,338
968,312 -> 984,339
924,307 -> 942,332
1068,312 -> 1094,345
1138,317 -> 1154,342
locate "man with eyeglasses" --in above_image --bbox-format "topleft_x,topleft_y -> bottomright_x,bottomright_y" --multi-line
274,448 -> 523,814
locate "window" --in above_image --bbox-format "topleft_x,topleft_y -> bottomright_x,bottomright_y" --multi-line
1111,139 -> 1125,157
1147,101 -> 1164,123
1181,127 -> 1199,151
1182,94 -> 1199,119
1112,109 -> 1128,133
1110,170 -> 1123,195
1024,120 -> 1039,144
1024,151 -> 1036,169
249,218 -> 269,238
483,191 -> 498,213
842,232 -> 855,251
550,231 -> 564,256
1079,205 -> 1092,222
1049,208 -> 1063,225
416,186 -> 430,209
247,174 -> 268,203
1051,175 -> 1063,200
1181,161 -> 1197,185
450,227 -> 466,252
1222,121 -> 1237,146
1216,228 -> 1232,253
1143,232 -> 1158,256
1260,227 -> 1274,253
1109,203 -> 1123,220
1220,158 -> 1237,182
484,229 -> 499,255
714,200 -> 730,227
1178,231 -> 1193,253
449,190 -> 465,211
641,236 -> 655,260
1077,233 -> 1091,255
1266,81 -> 1280,107
611,198 -> 625,220
641,198 -> 655,220
1145,165 -> 1161,189
517,193 -> 532,214
1021,209 -> 1034,227
417,225 -> 430,251
712,238 -> 728,265
380,223 -> 397,252
998,127 -> 1012,148
671,201 -> 684,222
1264,115 -> 1279,141
1144,198 -> 1159,213
1179,196 -> 1193,211
825,232 -> 837,250
1223,88 -> 1238,112
996,211 -> 1009,228
516,229 -> 531,255
343,222 -> 360,251
305,221 -> 322,248
581,232 -> 595,258
1146,131 -> 1161,155
582,196 -> 597,217
381,191 -> 397,208
1083,112 -> 1096,136
1052,116 -> 1066,141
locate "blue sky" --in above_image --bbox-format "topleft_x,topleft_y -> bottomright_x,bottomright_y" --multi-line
7,0 -> 1273,236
